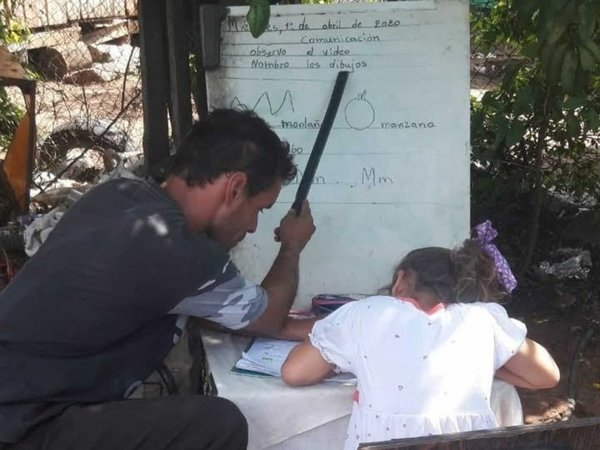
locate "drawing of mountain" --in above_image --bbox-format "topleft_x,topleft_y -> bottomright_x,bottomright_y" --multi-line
230,97 -> 247,109
229,91 -> 295,116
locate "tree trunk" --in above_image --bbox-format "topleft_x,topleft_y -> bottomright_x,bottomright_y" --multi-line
520,95 -> 551,275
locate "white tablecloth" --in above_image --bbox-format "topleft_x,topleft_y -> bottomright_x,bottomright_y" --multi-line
202,331 -> 355,449
201,331 -> 523,450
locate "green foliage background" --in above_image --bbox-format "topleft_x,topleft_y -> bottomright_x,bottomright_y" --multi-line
470,0 -> 600,270
0,0 -> 26,152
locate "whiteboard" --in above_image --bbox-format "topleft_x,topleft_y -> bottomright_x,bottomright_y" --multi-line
206,0 -> 470,306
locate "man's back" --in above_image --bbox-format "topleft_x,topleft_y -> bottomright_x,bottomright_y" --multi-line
0,178 -> 233,442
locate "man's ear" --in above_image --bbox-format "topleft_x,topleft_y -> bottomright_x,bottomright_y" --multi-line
224,172 -> 248,204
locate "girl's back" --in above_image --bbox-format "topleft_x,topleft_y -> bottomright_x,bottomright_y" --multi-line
309,295 -> 526,446
283,231 -> 559,450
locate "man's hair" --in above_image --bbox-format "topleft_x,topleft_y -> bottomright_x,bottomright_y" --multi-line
167,109 -> 297,196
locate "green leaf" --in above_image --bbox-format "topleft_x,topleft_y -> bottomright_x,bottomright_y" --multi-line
560,47 -> 579,93
581,40 -> 600,62
246,0 -> 270,39
546,42 -> 568,85
584,109 -> 600,132
549,0 -> 570,12
500,63 -> 521,90
481,91 -> 500,109
579,43 -> 598,71
578,5 -> 596,38
543,19 -> 568,47
539,1 -> 576,47
513,86 -> 535,115
515,0 -> 539,27
505,121 -> 526,147
563,96 -> 584,110
521,42 -> 539,58
490,116 -> 509,151
566,114 -> 581,137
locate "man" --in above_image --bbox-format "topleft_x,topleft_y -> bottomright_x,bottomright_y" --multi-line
0,109 -> 316,449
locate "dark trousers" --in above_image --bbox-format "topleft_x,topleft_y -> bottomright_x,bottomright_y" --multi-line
6,395 -> 248,450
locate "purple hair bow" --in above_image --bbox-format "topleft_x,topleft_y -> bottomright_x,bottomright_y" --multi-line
475,220 -> 518,293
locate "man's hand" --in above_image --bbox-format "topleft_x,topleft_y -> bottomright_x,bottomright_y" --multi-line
276,316 -> 320,341
274,200 -> 316,253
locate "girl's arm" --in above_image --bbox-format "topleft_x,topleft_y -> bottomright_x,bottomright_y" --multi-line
495,338 -> 560,389
281,341 -> 336,386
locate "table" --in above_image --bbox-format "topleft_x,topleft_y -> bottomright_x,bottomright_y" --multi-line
201,331 -> 523,450
201,330 -> 355,449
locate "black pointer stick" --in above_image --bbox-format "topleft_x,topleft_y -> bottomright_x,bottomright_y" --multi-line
291,70 -> 350,215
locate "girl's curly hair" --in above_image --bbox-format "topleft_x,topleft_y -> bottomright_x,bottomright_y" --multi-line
391,239 -> 507,303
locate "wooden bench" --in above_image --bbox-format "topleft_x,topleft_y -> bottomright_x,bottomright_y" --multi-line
359,417 -> 600,450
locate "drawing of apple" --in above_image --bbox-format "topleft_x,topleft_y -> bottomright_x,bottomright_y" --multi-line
344,90 -> 375,130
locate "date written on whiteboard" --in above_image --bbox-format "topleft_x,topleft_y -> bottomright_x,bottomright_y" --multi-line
225,16 -> 407,33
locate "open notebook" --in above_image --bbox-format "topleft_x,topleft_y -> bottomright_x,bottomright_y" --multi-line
232,338 -> 356,384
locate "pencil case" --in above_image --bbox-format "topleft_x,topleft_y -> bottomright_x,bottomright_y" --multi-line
311,294 -> 357,316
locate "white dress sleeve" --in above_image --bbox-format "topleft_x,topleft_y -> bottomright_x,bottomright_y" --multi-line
483,303 -> 528,369
309,301 -> 362,373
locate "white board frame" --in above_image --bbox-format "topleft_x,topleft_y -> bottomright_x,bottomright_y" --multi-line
206,0 -> 470,306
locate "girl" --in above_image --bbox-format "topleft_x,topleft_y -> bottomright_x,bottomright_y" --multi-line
281,221 -> 560,450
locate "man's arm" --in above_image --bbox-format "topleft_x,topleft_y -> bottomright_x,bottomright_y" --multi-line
193,315 -> 320,341
277,316 -> 321,341
242,201 -> 315,337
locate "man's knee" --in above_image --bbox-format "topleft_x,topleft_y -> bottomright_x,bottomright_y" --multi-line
178,396 -> 248,446
204,396 -> 247,435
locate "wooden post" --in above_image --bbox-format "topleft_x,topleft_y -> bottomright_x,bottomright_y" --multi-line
24,80 -> 36,214
190,0 -> 220,120
138,0 -> 170,179
166,0 -> 193,149
0,77 -> 37,215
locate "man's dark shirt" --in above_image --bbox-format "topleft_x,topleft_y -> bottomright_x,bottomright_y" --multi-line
0,179 -> 265,443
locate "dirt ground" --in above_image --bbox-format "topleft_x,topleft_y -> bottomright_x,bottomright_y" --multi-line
473,192 -> 600,425
507,290 -> 600,424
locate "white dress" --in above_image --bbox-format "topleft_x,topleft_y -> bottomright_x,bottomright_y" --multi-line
309,295 -> 527,450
